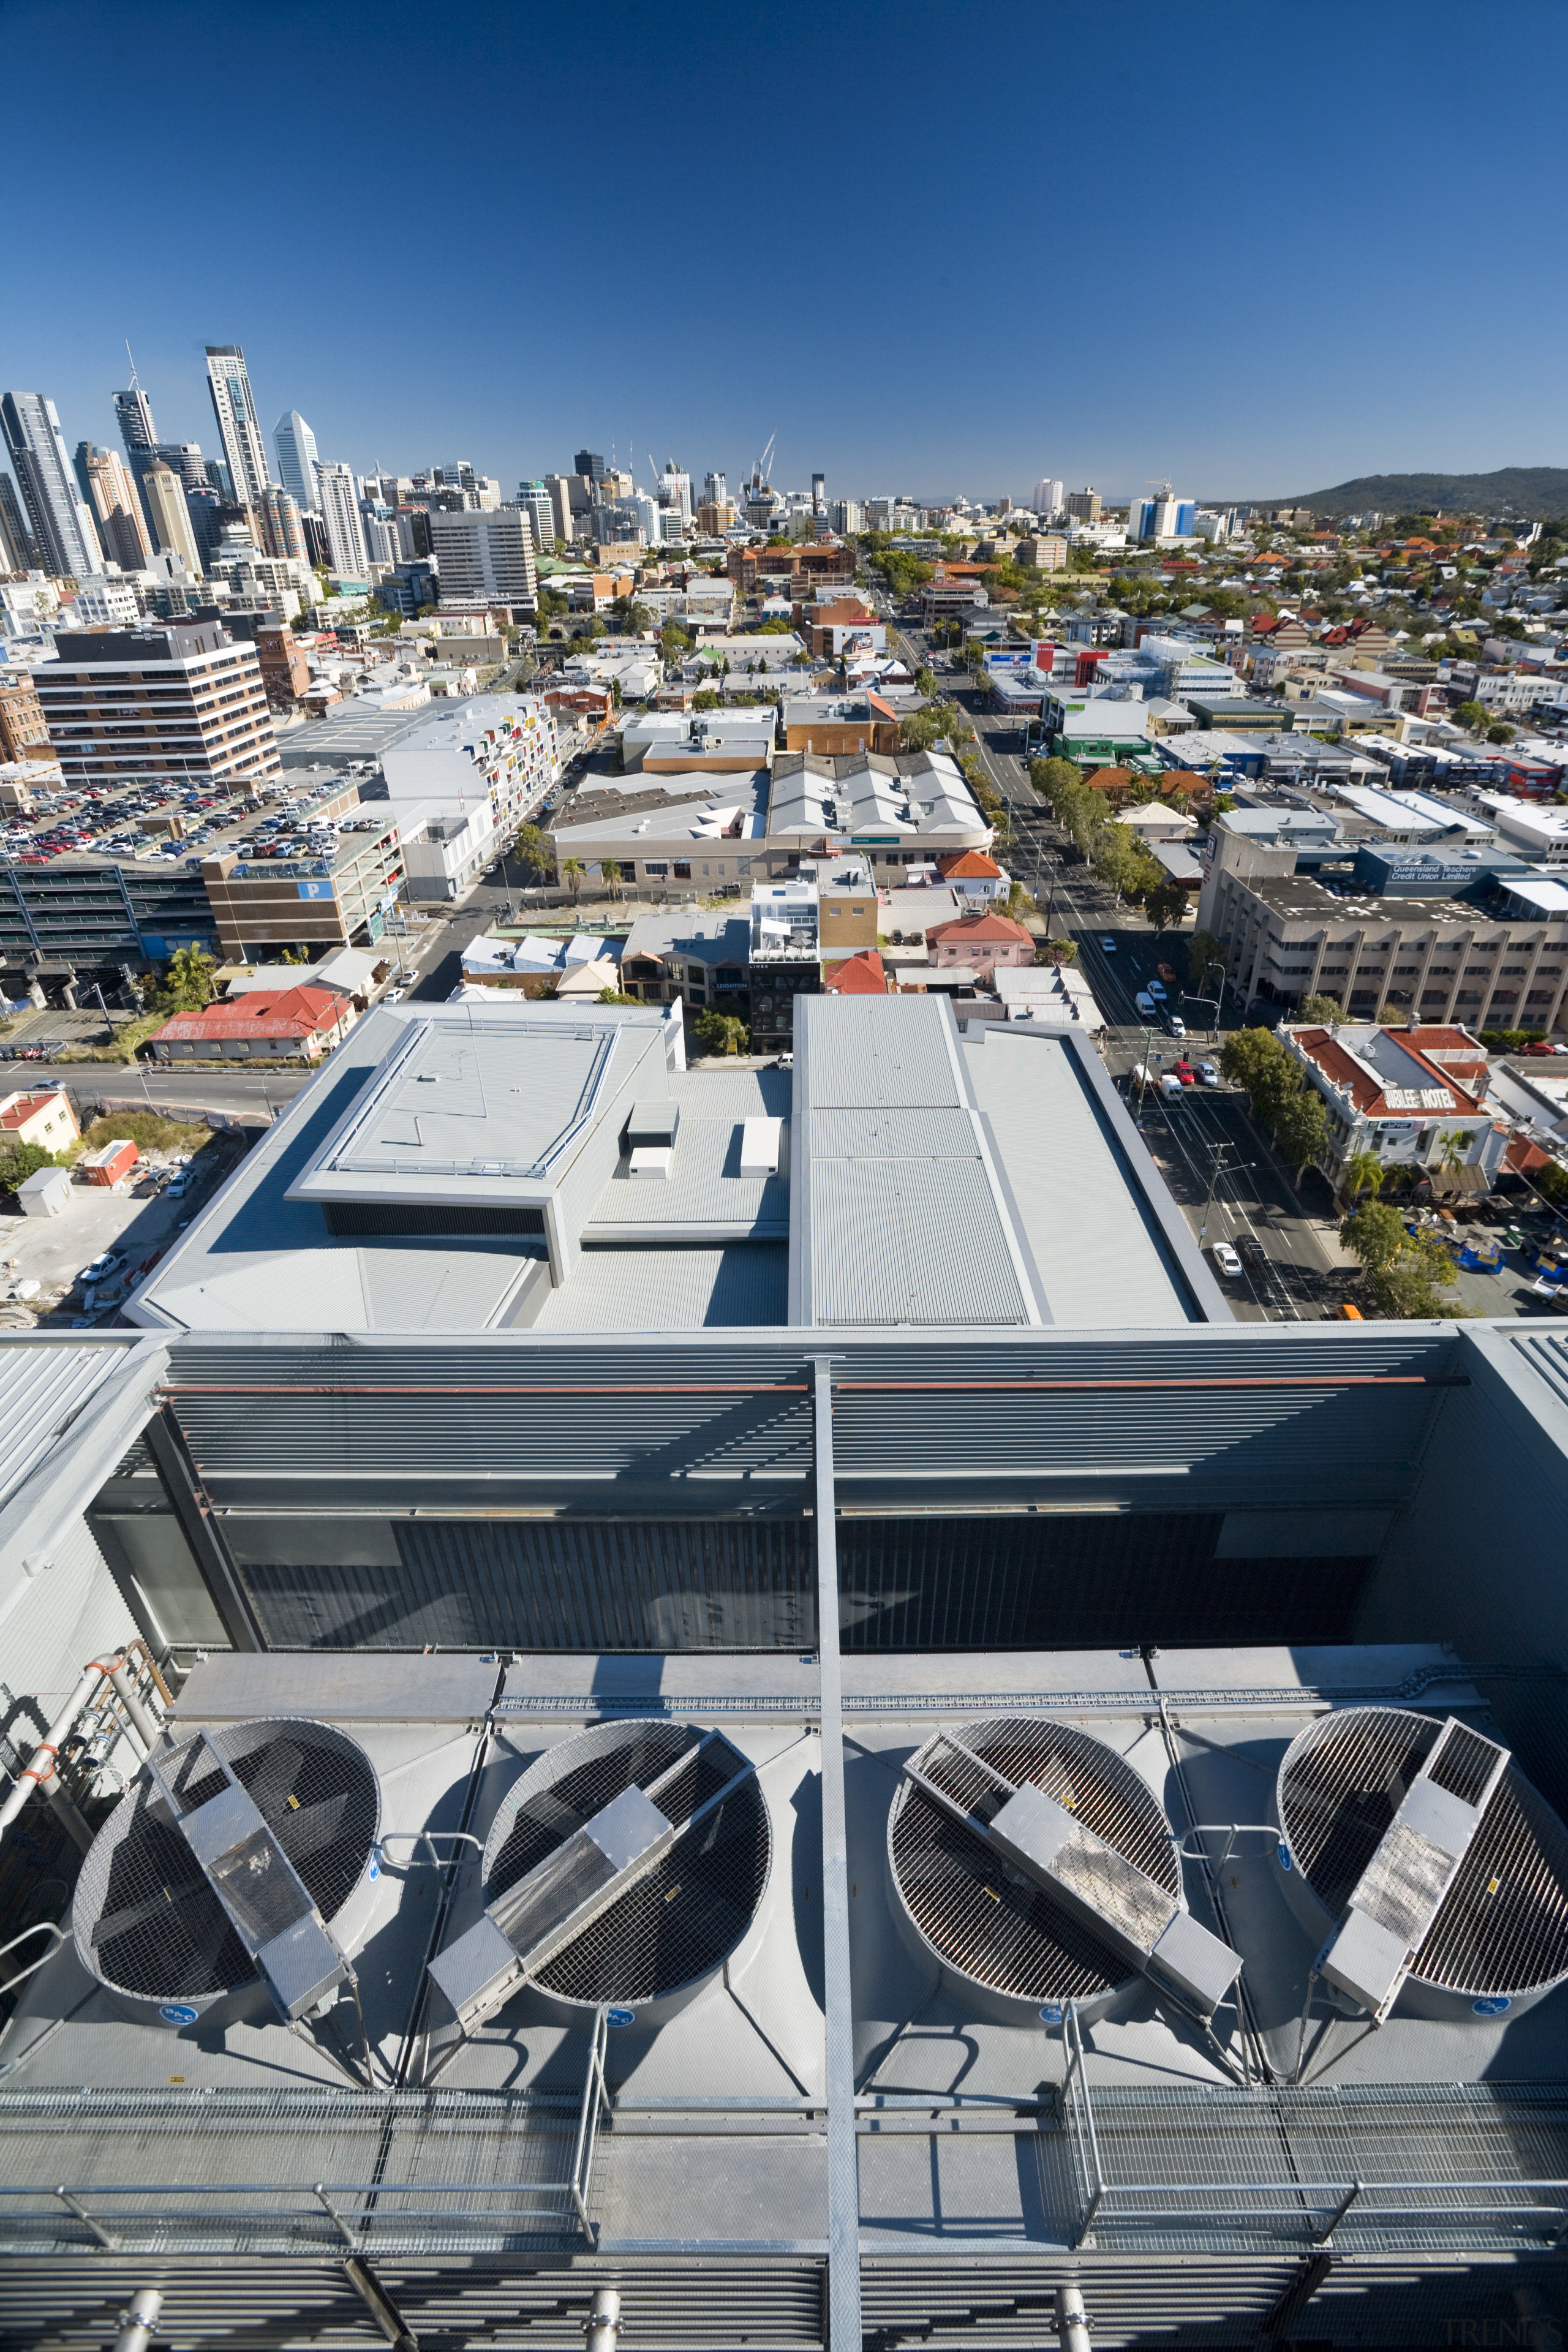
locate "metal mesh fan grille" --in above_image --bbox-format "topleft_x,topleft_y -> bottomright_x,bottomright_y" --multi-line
487,1724 -> 701,1901
76,1719 -> 378,2003
890,1715 -> 1179,2005
1279,1708 -> 1568,1998
483,1721 -> 771,2007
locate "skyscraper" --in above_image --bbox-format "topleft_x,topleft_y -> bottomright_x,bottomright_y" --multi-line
78,444 -> 153,570
812,472 -> 826,515
574,450 -> 607,484
702,472 -> 728,510
114,385 -> 157,460
273,411 -> 320,513
141,465 -> 205,577
1,391 -> 100,579
204,346 -> 271,510
315,461 -> 370,576
427,508 -> 537,608
517,480 -> 553,551
1031,478 -> 1065,518
258,485 -> 306,564
0,470 -> 37,570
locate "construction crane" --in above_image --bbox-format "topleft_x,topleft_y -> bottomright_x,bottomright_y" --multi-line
750,432 -> 777,489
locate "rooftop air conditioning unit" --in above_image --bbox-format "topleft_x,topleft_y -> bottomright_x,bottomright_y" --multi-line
73,1718 -> 382,2039
1273,1707 -> 1568,2022
889,1715 -> 1240,2027
428,1720 -> 771,2047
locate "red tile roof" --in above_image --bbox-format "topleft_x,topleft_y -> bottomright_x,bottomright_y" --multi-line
1289,1024 -> 1487,1118
1,1089 -> 62,1129
937,850 -> 1003,878
153,985 -> 346,1044
823,949 -> 888,995
926,912 -> 1033,946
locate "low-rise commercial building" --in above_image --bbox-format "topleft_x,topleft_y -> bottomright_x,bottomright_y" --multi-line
0,670 -> 51,764
199,816 -> 405,961
0,1084 -> 78,1153
925,910 -> 1035,979
148,981 -> 358,1062
1279,1020 -> 1506,1194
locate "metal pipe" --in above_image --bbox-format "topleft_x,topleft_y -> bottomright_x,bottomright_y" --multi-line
110,2290 -> 162,2352
0,1654 -> 124,1839
1055,2285 -> 1091,2352
107,1660 -> 159,1752
585,2288 -> 620,2351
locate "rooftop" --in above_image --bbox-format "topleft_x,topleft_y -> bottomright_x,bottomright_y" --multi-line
130,998 -> 1225,1336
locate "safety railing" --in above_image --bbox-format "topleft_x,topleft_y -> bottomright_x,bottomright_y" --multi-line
1058,2005 -> 1568,2252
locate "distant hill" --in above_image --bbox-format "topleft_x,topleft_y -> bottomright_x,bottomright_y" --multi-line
1231,467 -> 1568,522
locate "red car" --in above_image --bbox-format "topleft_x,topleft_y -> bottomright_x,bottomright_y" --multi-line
1172,1061 -> 1197,1086
1521,1042 -> 1558,1057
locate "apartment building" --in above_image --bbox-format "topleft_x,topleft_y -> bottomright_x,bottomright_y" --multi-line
34,617 -> 283,795
429,507 -> 538,611
0,670 -> 51,764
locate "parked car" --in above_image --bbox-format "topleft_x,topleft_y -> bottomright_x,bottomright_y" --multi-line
81,1250 -> 127,1284
1166,1014 -> 1186,1039
1210,1242 -> 1243,1278
1196,1061 -> 1219,1086
167,1170 -> 195,1198
383,988 -> 406,1005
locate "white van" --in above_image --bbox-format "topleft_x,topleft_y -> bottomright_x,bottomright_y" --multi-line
1135,990 -> 1156,1016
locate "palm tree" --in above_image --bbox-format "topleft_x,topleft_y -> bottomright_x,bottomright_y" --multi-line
562,858 -> 586,900
1341,1150 -> 1385,1206
600,859 -> 624,902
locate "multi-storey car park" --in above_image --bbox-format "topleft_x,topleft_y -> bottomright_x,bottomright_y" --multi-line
2,995 -> 1568,2346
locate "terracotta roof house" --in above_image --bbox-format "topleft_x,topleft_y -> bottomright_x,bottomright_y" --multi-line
823,949 -> 889,995
149,984 -> 356,1064
925,911 -> 1035,978
936,850 -> 1005,903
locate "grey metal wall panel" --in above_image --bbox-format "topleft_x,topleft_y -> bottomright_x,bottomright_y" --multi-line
236,1517 -> 817,1651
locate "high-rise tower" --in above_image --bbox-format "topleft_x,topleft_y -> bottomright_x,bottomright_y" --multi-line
204,345 -> 271,510
1,391 -> 100,578
273,411 -> 320,513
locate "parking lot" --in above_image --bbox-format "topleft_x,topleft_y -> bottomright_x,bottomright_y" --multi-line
0,1128 -> 242,1327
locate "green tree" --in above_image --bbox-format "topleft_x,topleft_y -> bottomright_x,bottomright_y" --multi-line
514,823 -> 555,880
1486,723 -> 1515,744
1144,880 -> 1191,933
914,665 -> 937,695
561,858 -> 586,899
1299,993 -> 1347,1023
1041,937 -> 1078,967
1340,1199 -> 1410,1275
597,987 -> 638,1005
1452,699 -> 1487,733
0,1139 -> 55,1197
1341,1151 -> 1385,1205
693,690 -> 721,711
1370,1237 -> 1464,1319
157,946 -> 217,1013
1220,1027 -> 1298,1125
1273,1088 -> 1329,1180
600,859 -> 624,900
693,1008 -> 750,1056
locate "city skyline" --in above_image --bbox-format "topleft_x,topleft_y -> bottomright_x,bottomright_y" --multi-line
2,0 -> 1562,510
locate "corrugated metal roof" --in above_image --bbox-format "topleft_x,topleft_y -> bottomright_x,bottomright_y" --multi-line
810,1107 -> 978,1159
810,1160 -> 1031,1326
805,995 -> 962,1107
534,1245 -> 789,1330
0,1337 -> 139,1515
1509,1330 -> 1568,1414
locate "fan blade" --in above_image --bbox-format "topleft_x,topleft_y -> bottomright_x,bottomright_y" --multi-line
243,1739 -> 303,1823
90,1879 -> 208,1947
275,1792 -> 347,1866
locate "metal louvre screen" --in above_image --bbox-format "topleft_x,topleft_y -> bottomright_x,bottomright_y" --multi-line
234,1518 -> 817,1651
836,1513 -> 1374,1649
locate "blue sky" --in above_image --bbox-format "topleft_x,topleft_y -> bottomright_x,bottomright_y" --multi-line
7,0 -> 1565,506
